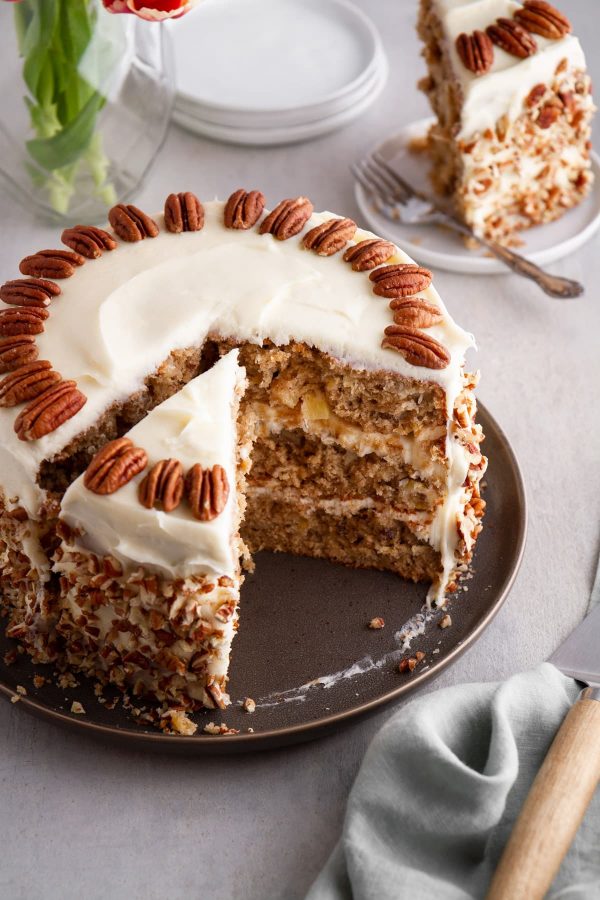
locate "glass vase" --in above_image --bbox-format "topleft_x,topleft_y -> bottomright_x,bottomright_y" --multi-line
0,0 -> 175,224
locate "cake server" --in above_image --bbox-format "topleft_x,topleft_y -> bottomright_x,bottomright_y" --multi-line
353,153 -> 584,299
486,601 -> 600,900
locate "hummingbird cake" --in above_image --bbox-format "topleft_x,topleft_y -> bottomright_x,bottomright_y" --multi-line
0,190 -> 486,729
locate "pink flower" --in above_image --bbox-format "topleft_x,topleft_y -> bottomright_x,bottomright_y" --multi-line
101,0 -> 198,20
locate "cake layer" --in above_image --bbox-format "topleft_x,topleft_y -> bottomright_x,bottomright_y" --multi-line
244,493 -> 442,584
248,429 -> 441,513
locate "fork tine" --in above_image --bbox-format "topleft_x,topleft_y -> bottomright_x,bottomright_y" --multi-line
371,152 -> 419,199
351,161 -> 396,205
363,159 -> 397,199
364,157 -> 411,203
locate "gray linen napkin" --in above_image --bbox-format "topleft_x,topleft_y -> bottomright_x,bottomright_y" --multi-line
306,564 -> 600,900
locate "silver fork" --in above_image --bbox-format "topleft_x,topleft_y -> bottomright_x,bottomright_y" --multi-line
352,152 -> 584,299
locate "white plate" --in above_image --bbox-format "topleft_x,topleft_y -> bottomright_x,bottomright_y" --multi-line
173,60 -> 388,146
171,0 -> 384,115
173,46 -> 387,130
354,118 -> 600,274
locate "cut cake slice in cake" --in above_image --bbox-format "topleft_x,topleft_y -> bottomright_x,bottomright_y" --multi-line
417,0 -> 595,244
54,350 -> 251,718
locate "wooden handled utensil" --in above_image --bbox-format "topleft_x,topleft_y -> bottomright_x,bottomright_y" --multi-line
487,603 -> 600,900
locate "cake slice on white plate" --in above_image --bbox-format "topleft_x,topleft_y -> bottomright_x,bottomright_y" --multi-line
418,0 -> 595,244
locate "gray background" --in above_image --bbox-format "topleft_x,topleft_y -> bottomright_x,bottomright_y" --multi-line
1,1 -> 599,898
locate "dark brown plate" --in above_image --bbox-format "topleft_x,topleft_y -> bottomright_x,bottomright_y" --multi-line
0,402 -> 526,753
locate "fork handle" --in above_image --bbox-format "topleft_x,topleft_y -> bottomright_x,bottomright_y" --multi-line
486,689 -> 600,900
435,214 -> 584,299
476,238 -> 584,299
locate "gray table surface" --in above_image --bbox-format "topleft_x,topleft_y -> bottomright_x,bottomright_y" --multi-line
1,2 -> 599,898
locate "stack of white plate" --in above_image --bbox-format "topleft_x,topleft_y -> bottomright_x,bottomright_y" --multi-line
169,0 -> 388,146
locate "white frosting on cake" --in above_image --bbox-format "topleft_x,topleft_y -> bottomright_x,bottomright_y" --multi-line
60,351 -> 243,579
433,0 -> 586,139
0,201 -> 473,521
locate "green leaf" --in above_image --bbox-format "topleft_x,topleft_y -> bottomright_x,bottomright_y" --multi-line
21,0 -> 57,56
26,90 -> 103,171
21,0 -> 59,99
59,0 -> 94,65
13,3 -> 33,56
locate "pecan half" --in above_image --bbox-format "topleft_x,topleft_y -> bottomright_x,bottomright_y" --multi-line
108,204 -> 159,242
61,225 -> 117,259
0,360 -> 62,408
164,192 -> 205,233
343,238 -> 396,271
486,18 -> 537,58
139,458 -> 184,512
303,218 -> 357,256
224,189 -> 266,229
0,278 -> 60,308
14,380 -> 87,441
259,197 -> 313,240
84,437 -> 148,495
19,249 -> 84,279
382,325 -> 450,370
526,83 -> 547,108
0,307 -> 48,336
369,264 -> 432,299
390,298 -> 444,328
185,463 -> 229,521
537,100 -> 562,128
514,0 -> 571,39
0,335 -> 39,373
455,30 -> 494,75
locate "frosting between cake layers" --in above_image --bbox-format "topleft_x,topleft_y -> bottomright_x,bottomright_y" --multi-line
433,0 -> 586,139
0,201 -> 474,521
59,351 -> 244,579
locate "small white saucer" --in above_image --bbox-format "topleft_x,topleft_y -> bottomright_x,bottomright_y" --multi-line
354,118 -> 600,274
169,0 -> 387,146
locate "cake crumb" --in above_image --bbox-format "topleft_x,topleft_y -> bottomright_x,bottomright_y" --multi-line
70,701 -> 86,715
243,697 -> 256,713
399,651 -> 425,673
164,709 -> 197,736
399,658 -> 417,673
10,694 -> 20,703
203,721 -> 240,736
57,672 -> 79,690
368,617 -> 385,630
247,728 -> 255,733
33,676 -> 46,689
3,649 -> 17,666
439,614 -> 452,629
16,684 -> 27,696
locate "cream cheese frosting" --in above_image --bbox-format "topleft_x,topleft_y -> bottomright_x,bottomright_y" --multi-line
433,0 -> 586,139
0,200 -> 473,521
60,351 -> 243,579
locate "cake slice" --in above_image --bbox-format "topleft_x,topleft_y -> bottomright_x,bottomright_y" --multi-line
418,0 -> 595,244
53,350 -> 251,720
